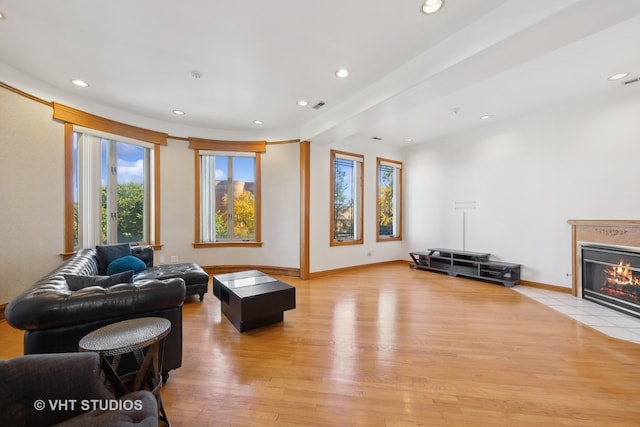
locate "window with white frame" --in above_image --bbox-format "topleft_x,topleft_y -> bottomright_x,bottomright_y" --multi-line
330,150 -> 364,246
199,152 -> 258,243
72,129 -> 153,249
376,157 -> 402,241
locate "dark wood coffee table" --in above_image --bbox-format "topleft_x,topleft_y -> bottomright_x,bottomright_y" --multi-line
213,270 -> 296,332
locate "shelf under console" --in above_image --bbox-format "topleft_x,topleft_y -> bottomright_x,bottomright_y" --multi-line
409,248 -> 521,287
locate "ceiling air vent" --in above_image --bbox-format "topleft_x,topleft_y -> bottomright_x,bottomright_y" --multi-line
623,77 -> 640,85
371,136 -> 383,141
312,101 -> 326,110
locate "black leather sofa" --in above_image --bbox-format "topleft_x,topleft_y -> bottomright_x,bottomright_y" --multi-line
131,246 -> 209,301
4,246 -> 203,377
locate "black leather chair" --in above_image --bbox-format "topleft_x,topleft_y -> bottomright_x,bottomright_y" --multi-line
0,352 -> 158,427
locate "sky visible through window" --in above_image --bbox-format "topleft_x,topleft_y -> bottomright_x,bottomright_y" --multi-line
335,158 -> 355,203
95,141 -> 255,185
213,156 -> 255,183
101,141 -> 144,185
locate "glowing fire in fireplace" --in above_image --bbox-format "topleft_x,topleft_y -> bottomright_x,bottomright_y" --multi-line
605,260 -> 640,286
583,249 -> 640,308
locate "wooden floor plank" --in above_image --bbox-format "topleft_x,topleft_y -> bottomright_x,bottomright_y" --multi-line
2,263 -> 640,426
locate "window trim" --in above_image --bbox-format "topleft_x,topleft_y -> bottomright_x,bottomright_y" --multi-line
191,138 -> 264,248
54,103 -> 168,145
58,103 -> 165,255
330,149 -> 364,247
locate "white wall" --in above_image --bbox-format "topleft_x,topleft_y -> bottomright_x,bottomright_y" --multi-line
159,140 -> 301,269
404,84 -> 640,288
309,139 -> 406,273
0,89 -> 65,303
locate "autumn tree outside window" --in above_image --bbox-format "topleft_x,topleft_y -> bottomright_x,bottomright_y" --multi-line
200,153 -> 257,242
190,138 -> 264,248
376,157 -> 402,241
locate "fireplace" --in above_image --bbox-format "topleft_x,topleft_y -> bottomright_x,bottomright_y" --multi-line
568,220 -> 640,297
582,245 -> 640,318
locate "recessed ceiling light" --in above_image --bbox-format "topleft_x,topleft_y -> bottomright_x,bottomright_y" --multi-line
421,0 -> 444,14
480,115 -> 493,120
0,11 -> 6,20
71,79 -> 89,87
608,72 -> 629,81
253,120 -> 264,125
404,138 -> 413,143
335,68 -> 350,78
172,110 -> 185,115
297,100 -> 309,106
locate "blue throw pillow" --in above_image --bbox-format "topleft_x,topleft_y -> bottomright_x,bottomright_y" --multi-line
65,270 -> 134,291
107,255 -> 147,275
96,243 -> 132,275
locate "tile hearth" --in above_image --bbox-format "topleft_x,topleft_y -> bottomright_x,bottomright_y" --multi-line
514,286 -> 640,345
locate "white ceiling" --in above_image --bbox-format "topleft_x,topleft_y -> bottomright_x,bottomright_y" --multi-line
1,0 -> 640,145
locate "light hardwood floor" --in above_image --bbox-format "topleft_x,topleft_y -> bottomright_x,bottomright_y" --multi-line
2,263 -> 640,426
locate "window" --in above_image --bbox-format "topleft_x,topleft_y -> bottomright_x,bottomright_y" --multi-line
72,130 -> 153,248
200,153 -> 258,242
190,138 -> 264,247
376,157 -> 402,241
330,150 -> 364,246
55,102 -> 166,255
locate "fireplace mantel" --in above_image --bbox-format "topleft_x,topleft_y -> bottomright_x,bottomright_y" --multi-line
568,220 -> 640,295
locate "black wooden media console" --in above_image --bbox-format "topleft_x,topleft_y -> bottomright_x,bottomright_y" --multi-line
409,248 -> 520,287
